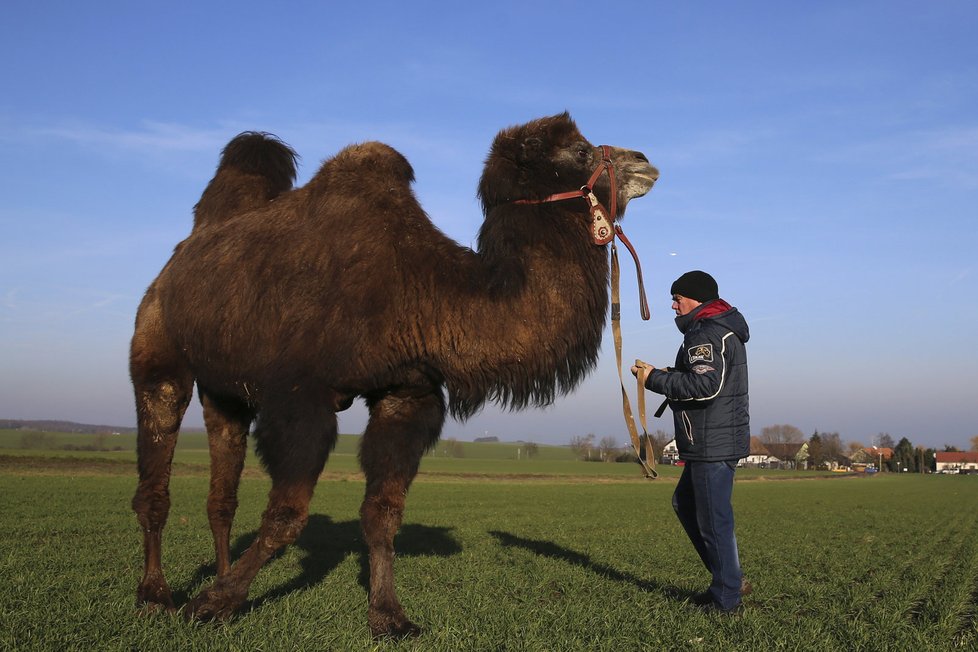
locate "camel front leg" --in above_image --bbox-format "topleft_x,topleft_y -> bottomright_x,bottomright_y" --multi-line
359,388 -> 445,638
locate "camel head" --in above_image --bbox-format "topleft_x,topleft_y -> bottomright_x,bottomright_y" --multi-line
478,112 -> 658,219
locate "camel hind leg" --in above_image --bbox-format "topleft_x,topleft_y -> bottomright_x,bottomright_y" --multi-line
186,397 -> 336,621
129,288 -> 193,612
199,389 -> 254,577
359,386 -> 445,638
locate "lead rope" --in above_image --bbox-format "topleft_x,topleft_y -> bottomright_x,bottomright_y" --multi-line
611,230 -> 657,479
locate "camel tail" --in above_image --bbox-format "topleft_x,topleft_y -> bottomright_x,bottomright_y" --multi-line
193,131 -> 299,230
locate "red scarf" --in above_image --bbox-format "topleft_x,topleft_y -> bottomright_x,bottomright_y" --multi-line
693,298 -> 732,321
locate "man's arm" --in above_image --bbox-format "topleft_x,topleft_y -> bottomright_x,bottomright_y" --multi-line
646,330 -> 732,401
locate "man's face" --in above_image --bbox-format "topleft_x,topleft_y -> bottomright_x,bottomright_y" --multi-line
672,294 -> 702,317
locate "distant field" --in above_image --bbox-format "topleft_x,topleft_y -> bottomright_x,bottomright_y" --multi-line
2,435 -> 975,650
0,429 -> 838,481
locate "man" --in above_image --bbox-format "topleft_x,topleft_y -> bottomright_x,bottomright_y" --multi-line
631,270 -> 751,613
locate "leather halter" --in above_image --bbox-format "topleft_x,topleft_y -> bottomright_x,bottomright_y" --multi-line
512,145 -> 657,478
512,144 -> 650,320
514,145 -> 618,246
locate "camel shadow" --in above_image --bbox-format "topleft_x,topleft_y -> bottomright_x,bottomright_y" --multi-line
488,530 -> 694,602
180,515 -> 461,611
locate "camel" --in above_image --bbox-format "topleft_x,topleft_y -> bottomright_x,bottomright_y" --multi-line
130,112 -> 658,637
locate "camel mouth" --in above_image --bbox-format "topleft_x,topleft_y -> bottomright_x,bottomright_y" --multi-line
620,170 -> 658,202
631,173 -> 659,187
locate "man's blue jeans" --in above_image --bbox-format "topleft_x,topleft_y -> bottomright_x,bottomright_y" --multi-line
672,460 -> 743,610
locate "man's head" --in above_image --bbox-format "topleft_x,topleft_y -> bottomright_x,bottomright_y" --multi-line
670,270 -> 718,316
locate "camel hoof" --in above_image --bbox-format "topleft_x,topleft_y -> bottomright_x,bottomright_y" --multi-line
136,580 -> 175,615
369,613 -> 422,639
137,600 -> 176,617
185,583 -> 244,622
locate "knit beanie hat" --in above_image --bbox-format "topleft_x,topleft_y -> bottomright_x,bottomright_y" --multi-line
670,270 -> 719,303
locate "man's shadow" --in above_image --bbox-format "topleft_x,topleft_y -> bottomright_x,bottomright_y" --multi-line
180,515 -> 461,610
489,530 -> 694,602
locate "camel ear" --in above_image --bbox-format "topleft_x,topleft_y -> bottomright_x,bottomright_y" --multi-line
519,137 -> 544,163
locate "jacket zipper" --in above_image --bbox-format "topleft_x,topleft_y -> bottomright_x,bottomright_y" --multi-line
681,411 -> 694,444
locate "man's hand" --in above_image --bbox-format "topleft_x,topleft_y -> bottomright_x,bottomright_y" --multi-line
630,359 -> 655,387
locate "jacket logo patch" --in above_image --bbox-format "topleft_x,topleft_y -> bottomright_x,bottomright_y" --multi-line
692,364 -> 715,375
688,344 -> 714,364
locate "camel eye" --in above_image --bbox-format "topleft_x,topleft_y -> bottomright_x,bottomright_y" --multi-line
577,146 -> 590,160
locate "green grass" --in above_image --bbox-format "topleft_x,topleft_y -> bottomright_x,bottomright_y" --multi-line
2,442 -> 976,650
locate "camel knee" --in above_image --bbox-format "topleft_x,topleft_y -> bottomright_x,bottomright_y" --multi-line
132,488 -> 171,529
258,504 -> 309,551
207,495 -> 239,524
360,493 -> 406,545
137,380 -> 191,433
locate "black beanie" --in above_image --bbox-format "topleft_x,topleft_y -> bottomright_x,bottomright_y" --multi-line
670,270 -> 719,303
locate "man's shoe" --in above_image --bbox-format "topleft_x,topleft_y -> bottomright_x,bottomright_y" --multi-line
690,578 -> 752,606
698,601 -> 744,615
690,591 -> 713,606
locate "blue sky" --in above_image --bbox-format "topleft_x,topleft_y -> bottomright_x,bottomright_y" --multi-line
1,1 -> 976,449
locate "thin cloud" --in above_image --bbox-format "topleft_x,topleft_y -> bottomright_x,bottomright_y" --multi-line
832,125 -> 978,189
27,120 -> 232,154
949,268 -> 972,286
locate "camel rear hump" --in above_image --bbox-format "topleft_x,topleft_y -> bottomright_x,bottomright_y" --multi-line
193,131 -> 298,230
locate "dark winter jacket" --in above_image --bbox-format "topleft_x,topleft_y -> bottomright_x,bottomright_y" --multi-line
646,299 -> 750,462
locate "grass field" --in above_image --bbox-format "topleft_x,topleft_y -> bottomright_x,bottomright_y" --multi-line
1,432 -> 976,651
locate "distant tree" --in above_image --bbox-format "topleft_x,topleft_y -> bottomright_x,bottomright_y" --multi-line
760,424 -> 804,445
846,440 -> 866,457
892,437 -> 916,472
923,447 -> 937,472
807,432 -> 824,469
645,429 -> 672,461
875,432 -> 895,449
443,437 -> 465,458
970,435 -> 978,452
19,431 -> 57,450
821,432 -> 843,464
943,444 -> 961,453
570,433 -> 595,461
598,436 -> 619,462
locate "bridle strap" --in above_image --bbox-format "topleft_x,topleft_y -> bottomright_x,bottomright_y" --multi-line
614,225 -> 650,321
510,145 -> 655,478
513,145 -> 616,209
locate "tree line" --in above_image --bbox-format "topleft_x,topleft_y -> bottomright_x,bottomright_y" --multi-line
568,427 -> 978,471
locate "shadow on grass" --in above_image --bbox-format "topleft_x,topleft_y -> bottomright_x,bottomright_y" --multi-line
489,530 -> 695,602
179,515 -> 461,611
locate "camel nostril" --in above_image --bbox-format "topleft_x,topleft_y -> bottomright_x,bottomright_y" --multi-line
633,151 -> 649,163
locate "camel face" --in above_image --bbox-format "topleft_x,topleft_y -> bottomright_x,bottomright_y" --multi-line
477,113 -> 658,219
546,141 -> 658,217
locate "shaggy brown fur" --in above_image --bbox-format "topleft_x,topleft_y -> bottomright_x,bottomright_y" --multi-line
130,113 -> 658,637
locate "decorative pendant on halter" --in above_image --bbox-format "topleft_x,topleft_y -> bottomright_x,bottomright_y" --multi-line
585,191 -> 615,245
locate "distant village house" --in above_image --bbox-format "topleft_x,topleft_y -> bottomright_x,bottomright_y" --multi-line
935,452 -> 978,474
